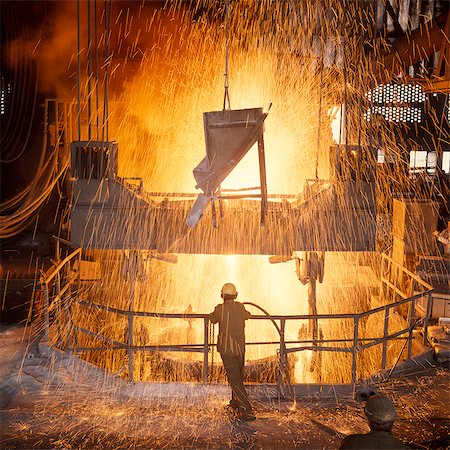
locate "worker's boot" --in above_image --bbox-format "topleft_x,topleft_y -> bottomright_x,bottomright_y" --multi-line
228,399 -> 240,410
239,408 -> 256,422
225,400 -> 240,418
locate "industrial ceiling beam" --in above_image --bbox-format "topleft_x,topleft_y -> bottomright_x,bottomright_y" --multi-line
383,0 -> 405,36
374,12 -> 449,89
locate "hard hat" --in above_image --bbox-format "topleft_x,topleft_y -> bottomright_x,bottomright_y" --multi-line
364,394 -> 397,425
221,283 -> 237,296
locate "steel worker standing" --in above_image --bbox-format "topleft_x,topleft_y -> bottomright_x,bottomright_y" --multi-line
209,283 -> 256,422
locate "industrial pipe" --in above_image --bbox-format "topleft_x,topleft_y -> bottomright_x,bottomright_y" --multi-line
242,302 -> 293,397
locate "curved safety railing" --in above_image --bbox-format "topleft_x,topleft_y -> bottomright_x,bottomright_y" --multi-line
39,246 -> 446,388
44,286 -> 446,386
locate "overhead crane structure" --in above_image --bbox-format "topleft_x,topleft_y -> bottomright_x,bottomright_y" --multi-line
68,0 -> 448,321
68,0 -> 449,255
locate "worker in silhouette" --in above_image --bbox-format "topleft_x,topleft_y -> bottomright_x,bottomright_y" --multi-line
209,283 -> 256,422
340,392 -> 408,449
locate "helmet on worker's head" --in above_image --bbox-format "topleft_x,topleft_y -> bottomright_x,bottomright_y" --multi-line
221,282 -> 237,298
364,394 -> 396,426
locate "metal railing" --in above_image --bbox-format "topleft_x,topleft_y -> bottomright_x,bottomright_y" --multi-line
40,247 -> 82,342
380,252 -> 433,302
46,288 -> 444,386
40,249 -> 445,387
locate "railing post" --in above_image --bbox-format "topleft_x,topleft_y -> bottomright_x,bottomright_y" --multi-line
407,298 -> 416,359
56,275 -> 62,345
66,258 -> 74,351
203,317 -> 209,383
423,292 -> 432,345
351,317 -> 359,385
393,264 -> 399,303
409,279 -> 416,298
381,306 -> 390,369
279,319 -> 286,383
62,259 -> 72,351
43,283 -> 49,341
65,290 -> 73,353
128,313 -> 134,382
55,240 -> 63,347
77,251 -> 82,297
128,253 -> 136,382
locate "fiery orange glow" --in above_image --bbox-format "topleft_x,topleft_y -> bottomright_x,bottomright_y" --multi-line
106,5 -> 337,195
7,0 -> 438,385
68,251 -> 403,383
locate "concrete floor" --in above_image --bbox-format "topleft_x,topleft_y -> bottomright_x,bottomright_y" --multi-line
1,324 -> 449,449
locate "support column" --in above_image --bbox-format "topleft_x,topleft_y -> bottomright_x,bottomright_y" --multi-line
296,251 -> 324,374
258,134 -> 268,226
381,306 -> 390,369
351,317 -> 359,385
279,319 -> 286,383
203,318 -> 209,383
65,262 -> 73,353
308,276 -> 318,342
55,242 -> 62,346
128,251 -> 136,382
43,283 -> 49,342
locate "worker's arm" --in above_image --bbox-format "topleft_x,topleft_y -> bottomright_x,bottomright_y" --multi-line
433,229 -> 450,243
243,306 -> 251,320
209,305 -> 221,324
436,234 -> 450,245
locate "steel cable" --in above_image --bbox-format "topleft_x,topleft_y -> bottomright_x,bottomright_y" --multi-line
222,0 -> 231,111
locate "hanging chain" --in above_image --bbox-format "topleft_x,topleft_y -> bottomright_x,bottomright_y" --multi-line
77,0 -> 81,142
223,0 -> 231,111
315,38 -> 324,180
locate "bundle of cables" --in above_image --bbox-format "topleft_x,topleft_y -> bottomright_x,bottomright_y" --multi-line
0,5 -> 70,240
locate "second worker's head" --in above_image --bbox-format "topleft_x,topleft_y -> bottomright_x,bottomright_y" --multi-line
364,394 -> 397,431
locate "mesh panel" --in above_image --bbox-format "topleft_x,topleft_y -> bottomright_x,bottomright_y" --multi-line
365,83 -> 426,123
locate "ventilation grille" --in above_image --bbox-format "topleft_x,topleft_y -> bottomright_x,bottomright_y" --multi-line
365,83 -> 426,123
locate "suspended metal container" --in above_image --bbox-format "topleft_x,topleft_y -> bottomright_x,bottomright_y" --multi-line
188,107 -> 268,228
